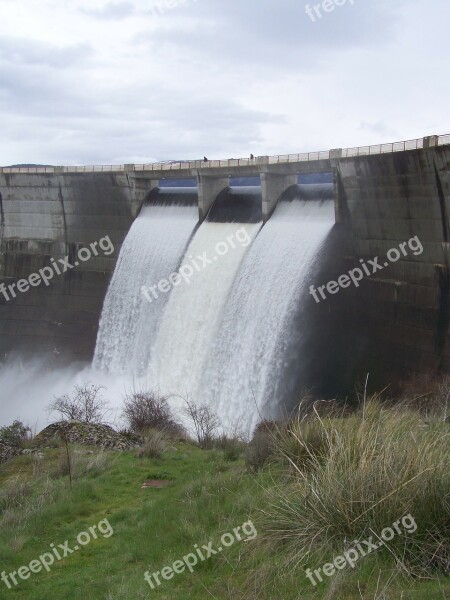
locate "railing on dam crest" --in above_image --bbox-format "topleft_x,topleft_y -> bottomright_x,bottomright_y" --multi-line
1,134 -> 449,175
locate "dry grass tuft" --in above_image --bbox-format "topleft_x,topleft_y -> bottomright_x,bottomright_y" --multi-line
262,395 -> 449,576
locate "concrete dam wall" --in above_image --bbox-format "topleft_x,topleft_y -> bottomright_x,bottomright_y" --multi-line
0,172 -> 151,360
336,144 -> 450,385
0,141 -> 449,391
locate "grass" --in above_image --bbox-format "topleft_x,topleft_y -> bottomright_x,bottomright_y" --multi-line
261,396 -> 449,588
0,403 -> 448,600
135,429 -> 169,460
0,443 -> 268,599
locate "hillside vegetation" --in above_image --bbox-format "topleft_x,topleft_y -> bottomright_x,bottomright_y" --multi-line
0,388 -> 448,599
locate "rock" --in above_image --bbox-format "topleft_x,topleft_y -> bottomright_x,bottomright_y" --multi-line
33,421 -> 140,451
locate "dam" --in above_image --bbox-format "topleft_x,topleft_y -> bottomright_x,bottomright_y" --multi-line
0,134 -> 449,425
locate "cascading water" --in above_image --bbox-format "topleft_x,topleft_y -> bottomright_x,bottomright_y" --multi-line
147,187 -> 262,402
92,183 -> 334,435
147,222 -> 261,400
199,198 -> 335,434
93,195 -> 198,375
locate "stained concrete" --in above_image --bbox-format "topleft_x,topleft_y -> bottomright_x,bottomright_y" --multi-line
329,145 -> 450,386
0,172 -> 150,361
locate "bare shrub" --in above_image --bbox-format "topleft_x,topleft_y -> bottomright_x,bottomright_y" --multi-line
136,429 -> 168,459
183,398 -> 220,449
48,383 -> 110,424
123,390 -> 183,436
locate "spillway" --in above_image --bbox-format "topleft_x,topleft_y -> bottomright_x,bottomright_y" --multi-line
93,189 -> 198,375
93,183 -> 335,434
199,195 -> 335,433
147,187 -> 262,401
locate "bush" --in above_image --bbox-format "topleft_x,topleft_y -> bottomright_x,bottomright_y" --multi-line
42,434 -> 64,449
48,383 -> 109,424
84,450 -> 112,476
0,420 -> 32,448
123,391 -> 183,436
263,397 -> 450,575
275,411 -> 337,473
253,419 -> 285,436
183,399 -> 220,449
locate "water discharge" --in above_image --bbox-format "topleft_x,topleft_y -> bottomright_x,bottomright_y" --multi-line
1,192 -> 334,437
0,359 -> 133,432
93,202 -> 198,375
199,199 -> 335,434
148,221 -> 261,401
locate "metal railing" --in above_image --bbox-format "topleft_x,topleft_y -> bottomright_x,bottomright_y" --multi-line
1,134 -> 449,175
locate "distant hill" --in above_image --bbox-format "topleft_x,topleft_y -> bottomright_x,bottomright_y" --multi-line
3,164 -> 54,168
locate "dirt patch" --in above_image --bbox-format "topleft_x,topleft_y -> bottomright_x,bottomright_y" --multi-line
141,479 -> 172,489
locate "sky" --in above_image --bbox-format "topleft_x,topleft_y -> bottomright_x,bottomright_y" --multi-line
0,0 -> 448,166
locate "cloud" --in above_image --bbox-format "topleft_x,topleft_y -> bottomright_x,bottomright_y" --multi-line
0,52 -> 281,165
0,35 -> 92,68
0,0 -> 449,165
80,1 -> 135,20
135,0 -> 400,73
358,121 -> 396,137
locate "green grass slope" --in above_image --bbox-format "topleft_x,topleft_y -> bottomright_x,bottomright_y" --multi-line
0,438 -> 448,600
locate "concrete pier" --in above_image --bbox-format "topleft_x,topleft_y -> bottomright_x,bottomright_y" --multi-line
197,173 -> 229,221
260,172 -> 297,221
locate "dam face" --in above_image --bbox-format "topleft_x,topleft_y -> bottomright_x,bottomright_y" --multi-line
0,139 -> 449,397
0,172 -> 149,360
337,144 -> 450,383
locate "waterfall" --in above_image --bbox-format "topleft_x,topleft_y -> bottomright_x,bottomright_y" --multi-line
93,184 -> 334,436
148,220 -> 261,401
93,199 -> 198,375
199,198 -> 335,434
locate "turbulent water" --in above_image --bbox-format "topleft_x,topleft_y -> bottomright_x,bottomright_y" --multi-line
72,195 -> 333,436
93,203 -> 197,375
0,359 -> 132,432
199,199 -> 334,434
0,186 -> 336,437
148,221 -> 261,401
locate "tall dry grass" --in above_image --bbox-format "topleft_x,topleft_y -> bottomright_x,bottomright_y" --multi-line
262,395 -> 449,575
136,429 -> 169,459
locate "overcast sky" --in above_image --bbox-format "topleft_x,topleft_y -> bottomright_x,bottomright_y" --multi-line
0,0 -> 448,165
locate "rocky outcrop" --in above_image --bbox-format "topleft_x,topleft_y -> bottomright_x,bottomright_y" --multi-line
34,421 -> 140,450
